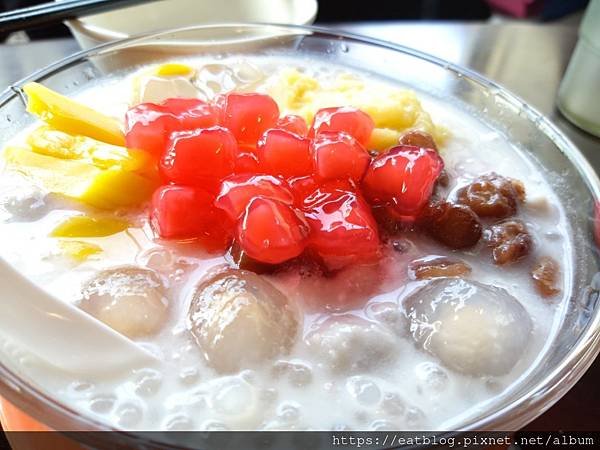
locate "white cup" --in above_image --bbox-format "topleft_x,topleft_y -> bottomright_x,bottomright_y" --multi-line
63,0 -> 318,50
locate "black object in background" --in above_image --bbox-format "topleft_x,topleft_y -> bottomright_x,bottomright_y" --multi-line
316,0 -> 491,22
1,0 -> 69,40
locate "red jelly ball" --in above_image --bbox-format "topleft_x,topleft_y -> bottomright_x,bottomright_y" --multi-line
125,98 -> 219,156
219,93 -> 279,145
310,107 -> 374,146
234,145 -> 261,174
257,128 -> 312,177
276,114 -> 309,137
236,197 -> 309,264
150,185 -> 233,250
303,183 -> 380,270
215,174 -> 294,221
312,131 -> 370,183
125,103 -> 177,156
160,126 -> 237,187
161,98 -> 219,130
362,145 -> 444,217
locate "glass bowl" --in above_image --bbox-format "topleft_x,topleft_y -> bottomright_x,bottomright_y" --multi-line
0,24 -> 599,446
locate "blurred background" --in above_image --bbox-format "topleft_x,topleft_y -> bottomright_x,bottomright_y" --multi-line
0,0 -> 591,42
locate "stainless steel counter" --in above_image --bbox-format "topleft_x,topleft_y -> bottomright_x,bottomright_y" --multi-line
0,22 -> 599,429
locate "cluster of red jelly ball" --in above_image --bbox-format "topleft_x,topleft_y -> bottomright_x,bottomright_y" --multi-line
125,93 -> 444,270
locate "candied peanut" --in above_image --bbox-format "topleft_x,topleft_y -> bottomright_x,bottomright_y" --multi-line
421,201 -> 482,249
511,179 -> 526,203
485,219 -> 532,265
531,256 -> 560,298
398,130 -> 438,151
456,173 -> 525,218
408,256 -> 472,280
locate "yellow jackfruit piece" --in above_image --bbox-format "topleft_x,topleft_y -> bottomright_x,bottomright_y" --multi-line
368,128 -> 402,152
4,146 -> 156,209
26,126 -> 154,175
57,240 -> 102,262
50,215 -> 130,238
27,126 -> 84,159
23,82 -> 125,146
268,69 -> 448,149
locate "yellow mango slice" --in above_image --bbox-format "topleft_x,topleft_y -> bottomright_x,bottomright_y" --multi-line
50,215 -> 130,238
4,146 -> 156,209
23,82 -> 125,147
78,167 -> 156,209
57,240 -> 102,262
154,63 -> 195,77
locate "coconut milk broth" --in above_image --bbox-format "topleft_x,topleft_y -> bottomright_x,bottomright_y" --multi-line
0,57 -> 572,431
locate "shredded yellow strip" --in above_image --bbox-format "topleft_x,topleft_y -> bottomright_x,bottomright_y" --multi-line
24,82 -> 125,146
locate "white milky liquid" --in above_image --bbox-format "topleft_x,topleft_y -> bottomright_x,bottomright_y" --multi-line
0,57 -> 572,431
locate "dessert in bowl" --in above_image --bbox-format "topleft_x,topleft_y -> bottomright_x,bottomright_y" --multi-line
0,25 -> 599,442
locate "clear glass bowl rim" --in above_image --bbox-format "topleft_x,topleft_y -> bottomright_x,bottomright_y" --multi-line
0,22 -> 599,435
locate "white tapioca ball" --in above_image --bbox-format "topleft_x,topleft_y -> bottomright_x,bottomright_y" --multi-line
188,268 -> 300,374
403,278 -> 532,376
79,266 -> 168,338
306,315 -> 398,373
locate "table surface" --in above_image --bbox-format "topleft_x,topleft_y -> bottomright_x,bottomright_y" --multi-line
0,22 -> 599,430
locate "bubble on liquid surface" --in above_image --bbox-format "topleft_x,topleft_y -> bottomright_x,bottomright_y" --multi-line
68,380 -> 93,394
201,420 -> 229,431
211,376 -> 257,417
115,402 -> 143,428
136,247 -> 174,272
133,368 -> 163,397
378,392 -> 426,429
271,359 -> 313,387
79,266 -> 168,338
306,315 -> 398,373
178,367 -> 200,386
89,395 -> 116,414
415,362 -> 449,394
164,414 -> 194,431
370,419 -> 400,431
346,376 -> 381,406
380,392 -> 406,416
276,401 -> 302,424
403,278 -> 533,376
